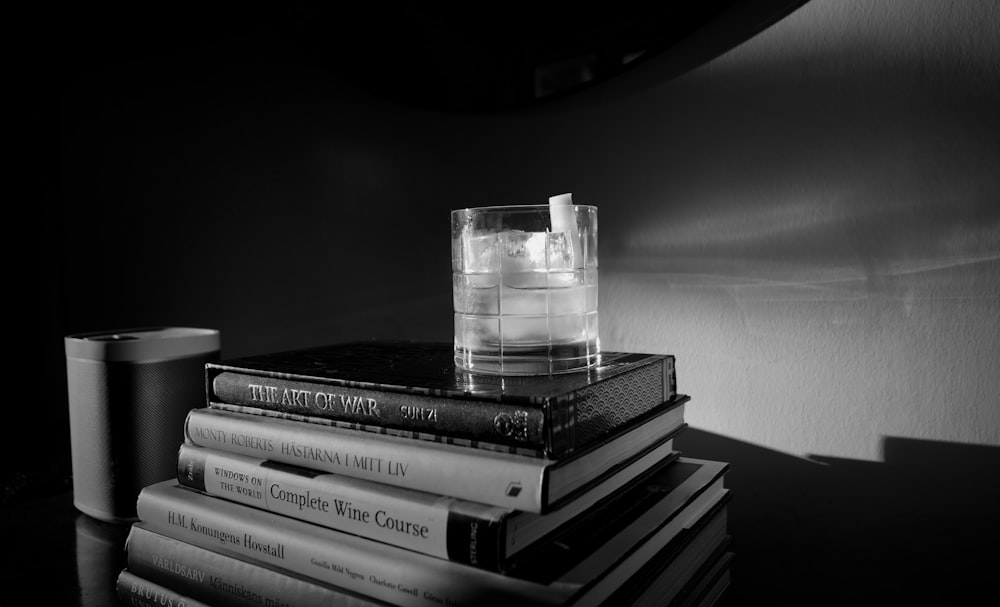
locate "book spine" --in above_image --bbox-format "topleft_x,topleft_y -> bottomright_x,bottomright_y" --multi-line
116,569 -> 213,607
208,401 -> 547,458
136,483 -> 566,607
184,407 -> 549,512
177,443 -> 509,571
124,527 -> 389,607
210,370 -> 549,450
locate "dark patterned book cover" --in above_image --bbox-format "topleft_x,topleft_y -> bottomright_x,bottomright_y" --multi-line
206,340 -> 679,458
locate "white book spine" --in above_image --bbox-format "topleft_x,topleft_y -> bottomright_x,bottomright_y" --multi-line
136,482 -> 567,607
185,408 -> 547,512
178,443 -> 507,564
125,527 -> 389,607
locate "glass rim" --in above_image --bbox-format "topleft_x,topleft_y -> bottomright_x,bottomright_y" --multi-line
451,204 -> 597,215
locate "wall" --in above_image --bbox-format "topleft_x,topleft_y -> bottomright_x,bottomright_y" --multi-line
602,0 -> 1000,461
33,0 -> 1000,603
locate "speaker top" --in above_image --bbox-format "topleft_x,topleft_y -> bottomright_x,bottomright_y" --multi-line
65,327 -> 220,362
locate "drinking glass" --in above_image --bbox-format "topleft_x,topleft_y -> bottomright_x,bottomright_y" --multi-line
452,200 -> 599,375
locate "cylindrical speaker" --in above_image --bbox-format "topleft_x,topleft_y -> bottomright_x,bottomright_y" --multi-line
64,327 -> 220,523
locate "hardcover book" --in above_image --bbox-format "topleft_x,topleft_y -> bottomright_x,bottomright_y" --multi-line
116,570 -> 214,607
605,526 -> 734,607
205,340 -> 677,457
183,396 -> 688,513
123,505 -> 729,607
176,441 -> 681,571
671,545 -> 735,607
134,457 -> 730,607
117,553 -> 390,607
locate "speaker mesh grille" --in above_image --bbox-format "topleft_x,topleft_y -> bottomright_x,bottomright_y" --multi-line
67,351 -> 218,520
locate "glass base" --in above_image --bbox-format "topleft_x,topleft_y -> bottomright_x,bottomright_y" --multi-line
454,343 -> 600,376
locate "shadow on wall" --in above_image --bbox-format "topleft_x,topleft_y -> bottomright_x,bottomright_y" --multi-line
675,429 -> 1000,606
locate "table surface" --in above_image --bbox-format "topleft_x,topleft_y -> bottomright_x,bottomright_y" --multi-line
1,490 -> 131,607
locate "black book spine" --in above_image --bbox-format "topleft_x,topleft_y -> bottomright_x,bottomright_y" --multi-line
208,351 -> 674,458
211,370 -> 551,450
445,509 -> 505,571
117,569 -> 213,607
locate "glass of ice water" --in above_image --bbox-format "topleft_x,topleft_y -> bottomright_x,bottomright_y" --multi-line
452,196 -> 599,375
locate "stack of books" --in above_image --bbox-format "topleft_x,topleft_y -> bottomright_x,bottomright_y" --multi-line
115,341 -> 734,607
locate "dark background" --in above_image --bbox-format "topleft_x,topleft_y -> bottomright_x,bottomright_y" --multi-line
12,1 -> 1000,605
